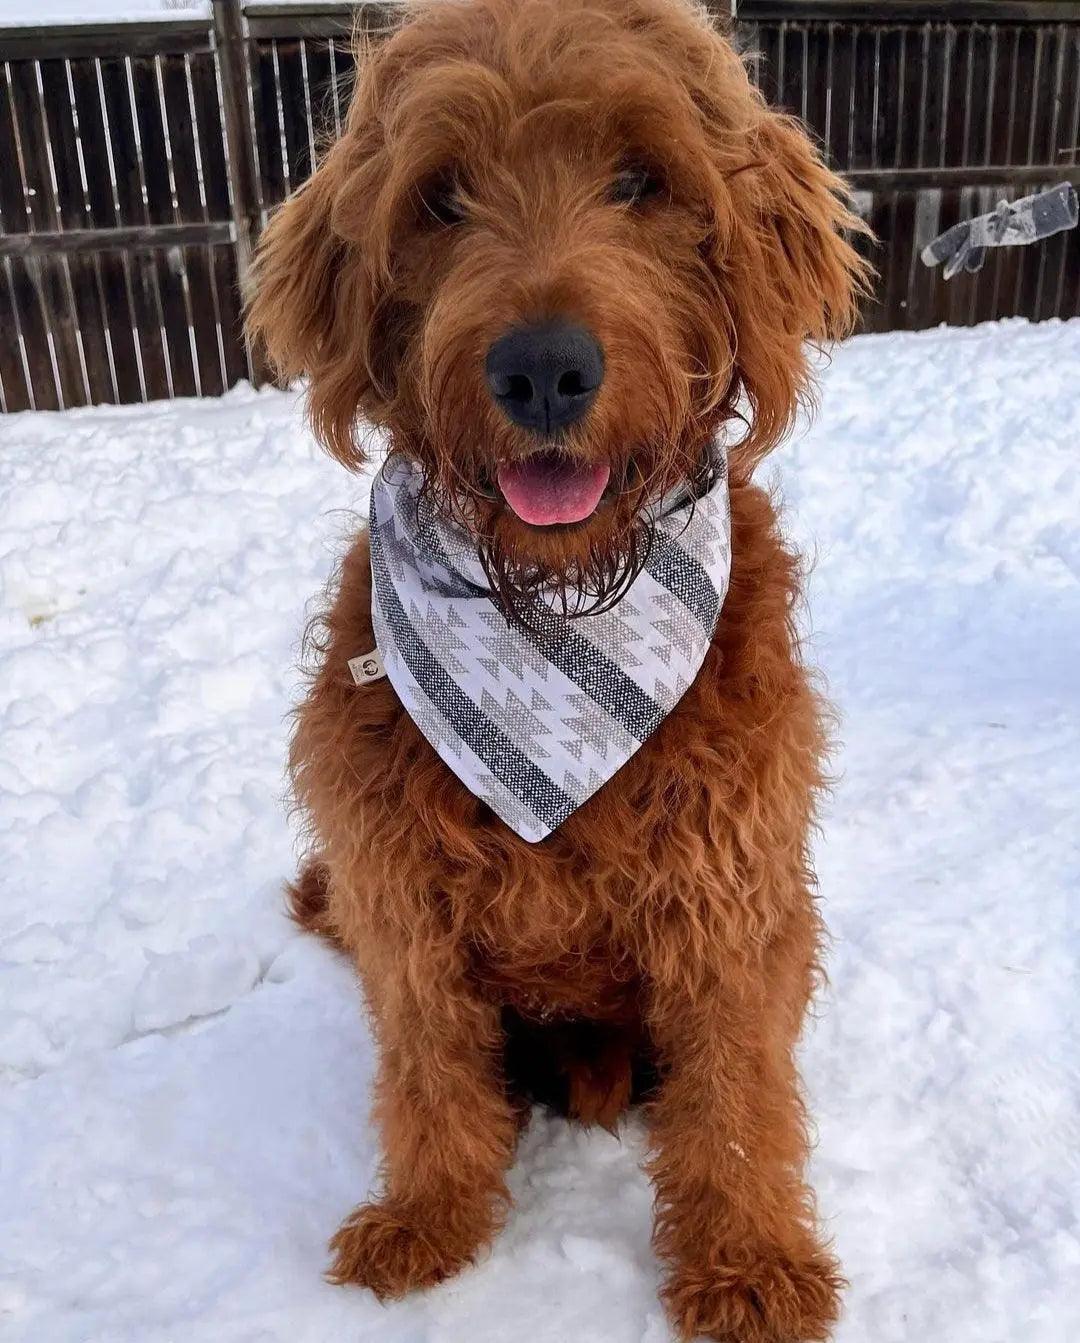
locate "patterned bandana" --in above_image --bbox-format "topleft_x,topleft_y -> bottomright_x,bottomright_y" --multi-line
367,451 -> 732,842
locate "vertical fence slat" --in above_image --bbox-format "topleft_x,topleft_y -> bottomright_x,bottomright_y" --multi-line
934,28 -> 977,327
966,24 -> 1000,326
6,258 -> 61,410
927,28 -> 967,329
755,20 -> 782,108
990,30 -> 1026,318
0,64 -> 28,232
97,57 -> 142,222
41,58 -> 117,402
6,59 -> 87,406
38,59 -> 84,228
267,39 -> 294,204
248,38 -> 281,213
826,24 -> 855,168
849,25 -> 878,170
67,58 -> 144,402
779,21 -> 804,120
301,34 -> 335,155
151,54 -> 200,398
126,247 -> 172,401
98,54 -> 172,400
0,62 -> 35,410
326,37 -> 347,137
276,39 -> 313,186
136,52 -> 201,397
1039,24 -> 1067,323
68,58 -> 114,227
183,47 -> 234,393
160,53 -> 201,223
211,240 -> 249,386
129,55 -> 173,225
212,0 -> 264,382
0,260 -> 34,412
1017,29 -> 1055,320
92,249 -> 144,403
874,24 -> 903,169
1047,30 -> 1080,318
60,252 -> 113,404
165,54 -> 221,395
7,59 -> 55,231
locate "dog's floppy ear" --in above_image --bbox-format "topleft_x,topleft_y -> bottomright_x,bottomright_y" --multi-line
708,99 -> 872,479
245,54 -> 395,469
246,157 -> 342,384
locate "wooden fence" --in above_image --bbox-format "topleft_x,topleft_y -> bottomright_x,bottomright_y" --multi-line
743,2 -> 1080,331
0,0 -> 1078,412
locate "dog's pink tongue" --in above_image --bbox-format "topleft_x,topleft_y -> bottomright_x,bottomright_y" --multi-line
497,453 -> 611,526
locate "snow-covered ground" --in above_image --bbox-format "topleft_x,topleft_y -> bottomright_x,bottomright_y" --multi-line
0,0 -> 206,23
0,0 -> 346,25
1,318 -> 1077,1342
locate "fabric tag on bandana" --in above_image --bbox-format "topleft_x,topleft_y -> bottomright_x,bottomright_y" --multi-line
367,450 -> 732,843
348,649 -> 386,685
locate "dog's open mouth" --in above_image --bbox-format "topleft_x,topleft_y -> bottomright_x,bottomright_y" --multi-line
496,451 -> 611,527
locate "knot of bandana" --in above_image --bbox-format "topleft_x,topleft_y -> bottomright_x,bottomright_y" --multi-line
368,452 -> 732,842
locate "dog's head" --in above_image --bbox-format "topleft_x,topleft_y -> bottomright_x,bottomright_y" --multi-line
247,0 -> 868,614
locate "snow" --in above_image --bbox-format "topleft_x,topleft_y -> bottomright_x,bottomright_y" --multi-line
0,0 -> 360,25
0,0 -> 359,24
0,0 -> 208,23
1,317 -> 1078,1342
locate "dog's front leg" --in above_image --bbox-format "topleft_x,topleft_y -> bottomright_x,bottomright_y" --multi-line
327,922 -> 518,1298
644,940 -> 843,1343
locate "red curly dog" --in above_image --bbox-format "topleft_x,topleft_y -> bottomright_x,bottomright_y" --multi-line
247,0 -> 868,1337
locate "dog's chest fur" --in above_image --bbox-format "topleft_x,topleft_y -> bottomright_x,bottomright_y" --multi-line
293,482 -> 823,1013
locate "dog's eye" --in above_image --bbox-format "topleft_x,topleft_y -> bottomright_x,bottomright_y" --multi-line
609,165 -> 664,209
417,171 -> 467,228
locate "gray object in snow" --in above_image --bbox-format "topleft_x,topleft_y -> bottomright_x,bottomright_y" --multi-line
921,182 -> 1078,280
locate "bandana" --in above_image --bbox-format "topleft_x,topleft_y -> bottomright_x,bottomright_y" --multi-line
367,452 -> 732,842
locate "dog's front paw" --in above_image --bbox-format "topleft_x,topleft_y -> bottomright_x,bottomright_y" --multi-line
662,1245 -> 844,1342
326,1201 -> 482,1298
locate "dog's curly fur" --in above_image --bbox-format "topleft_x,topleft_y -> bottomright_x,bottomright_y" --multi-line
246,1 -> 869,1338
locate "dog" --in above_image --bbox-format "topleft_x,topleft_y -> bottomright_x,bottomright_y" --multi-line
246,1 -> 868,1338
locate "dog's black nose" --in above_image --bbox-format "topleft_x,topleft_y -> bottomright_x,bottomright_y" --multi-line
485,321 -> 604,435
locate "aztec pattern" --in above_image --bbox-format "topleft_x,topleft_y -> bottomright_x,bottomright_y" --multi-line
368,451 -> 732,842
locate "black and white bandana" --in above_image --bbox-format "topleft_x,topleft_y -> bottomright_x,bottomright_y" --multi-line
367,452 -> 732,842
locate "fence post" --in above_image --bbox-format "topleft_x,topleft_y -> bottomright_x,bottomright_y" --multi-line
211,0 -> 266,382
